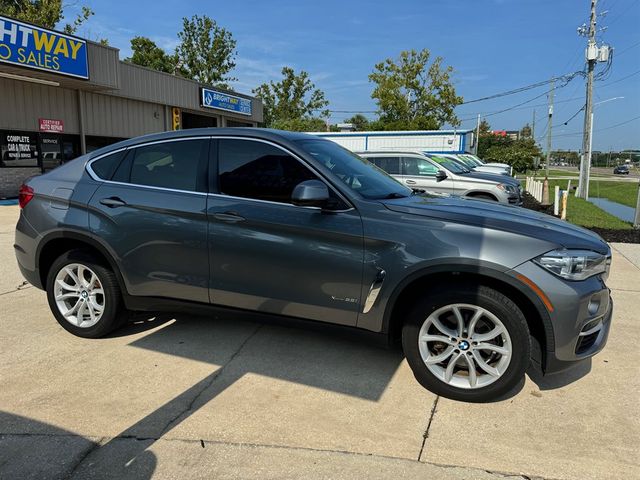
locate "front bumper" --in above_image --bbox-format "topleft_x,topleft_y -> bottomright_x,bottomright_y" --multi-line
512,261 -> 613,375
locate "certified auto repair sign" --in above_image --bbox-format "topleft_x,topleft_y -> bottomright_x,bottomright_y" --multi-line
0,15 -> 89,79
39,118 -> 64,133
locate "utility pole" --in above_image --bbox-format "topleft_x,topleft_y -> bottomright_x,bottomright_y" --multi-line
577,0 -> 598,199
475,114 -> 481,155
532,110 -> 536,140
545,79 -> 554,178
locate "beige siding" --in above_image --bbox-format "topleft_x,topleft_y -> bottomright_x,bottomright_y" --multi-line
0,78 -> 79,133
86,43 -> 120,89
84,93 -> 165,138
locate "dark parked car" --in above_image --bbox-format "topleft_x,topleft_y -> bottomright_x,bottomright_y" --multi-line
613,165 -> 630,175
15,129 -> 613,402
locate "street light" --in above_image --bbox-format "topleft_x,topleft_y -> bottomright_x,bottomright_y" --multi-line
577,96 -> 624,200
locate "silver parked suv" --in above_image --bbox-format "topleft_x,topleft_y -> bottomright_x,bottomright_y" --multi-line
14,128 -> 612,402
360,151 -> 522,204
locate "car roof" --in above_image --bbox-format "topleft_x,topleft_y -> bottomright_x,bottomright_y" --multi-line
86,128 -> 317,160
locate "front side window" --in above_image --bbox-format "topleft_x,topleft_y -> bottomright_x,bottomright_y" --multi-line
117,139 -> 208,192
295,139 -> 410,200
218,139 -> 319,204
402,157 -> 439,176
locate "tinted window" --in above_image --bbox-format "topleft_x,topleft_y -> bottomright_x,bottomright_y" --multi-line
91,150 -> 126,180
402,157 -> 439,176
218,139 -> 318,203
371,157 -> 401,175
295,139 -> 411,200
126,140 -> 208,192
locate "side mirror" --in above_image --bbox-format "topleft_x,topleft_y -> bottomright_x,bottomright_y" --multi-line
291,180 -> 330,208
435,170 -> 447,182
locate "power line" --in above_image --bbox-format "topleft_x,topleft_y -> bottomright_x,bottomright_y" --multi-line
458,71 -> 583,105
547,114 -> 640,138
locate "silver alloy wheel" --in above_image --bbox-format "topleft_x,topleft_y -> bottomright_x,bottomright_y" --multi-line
53,263 -> 105,328
417,303 -> 512,389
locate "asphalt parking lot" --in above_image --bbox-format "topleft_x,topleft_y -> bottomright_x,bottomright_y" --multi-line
1,204 -> 639,480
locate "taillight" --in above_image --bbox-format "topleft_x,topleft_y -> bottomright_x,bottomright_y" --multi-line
18,184 -> 34,209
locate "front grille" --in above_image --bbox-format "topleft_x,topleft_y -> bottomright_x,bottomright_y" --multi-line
575,332 -> 599,354
575,319 -> 603,355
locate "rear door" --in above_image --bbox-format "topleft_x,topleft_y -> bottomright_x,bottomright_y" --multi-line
88,137 -> 210,303
207,137 -> 364,326
401,156 -> 454,194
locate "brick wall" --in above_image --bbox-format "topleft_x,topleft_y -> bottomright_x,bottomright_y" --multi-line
0,168 -> 41,198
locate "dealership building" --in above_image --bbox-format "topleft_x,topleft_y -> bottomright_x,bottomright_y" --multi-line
0,15 -> 263,197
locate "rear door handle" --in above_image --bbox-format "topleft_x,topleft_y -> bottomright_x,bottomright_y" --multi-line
213,211 -> 245,223
405,179 -> 417,185
99,197 -> 127,208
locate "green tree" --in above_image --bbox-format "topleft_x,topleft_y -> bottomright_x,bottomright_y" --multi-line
0,0 -> 93,34
484,138 -> 542,173
343,114 -> 370,131
519,123 -> 532,138
368,49 -> 463,131
126,36 -> 178,74
478,119 -> 492,136
253,67 -> 329,131
176,15 -> 236,88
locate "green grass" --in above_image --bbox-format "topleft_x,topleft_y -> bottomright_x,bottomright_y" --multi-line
589,180 -> 639,208
538,179 -> 633,230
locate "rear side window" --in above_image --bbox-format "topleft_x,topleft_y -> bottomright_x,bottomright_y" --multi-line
90,150 -> 126,180
113,139 -> 208,192
218,139 -> 318,203
371,157 -> 401,175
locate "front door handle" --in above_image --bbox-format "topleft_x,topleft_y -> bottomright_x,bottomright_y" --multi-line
213,211 -> 246,223
405,179 -> 417,185
99,197 -> 127,208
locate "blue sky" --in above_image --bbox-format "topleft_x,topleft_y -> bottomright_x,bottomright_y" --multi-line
72,0 -> 639,151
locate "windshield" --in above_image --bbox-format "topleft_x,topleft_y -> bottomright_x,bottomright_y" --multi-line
295,139 -> 412,199
448,155 -> 477,169
427,155 -> 470,174
460,154 -> 483,166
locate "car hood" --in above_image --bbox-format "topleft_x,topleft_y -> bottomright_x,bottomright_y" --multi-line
381,194 -> 609,254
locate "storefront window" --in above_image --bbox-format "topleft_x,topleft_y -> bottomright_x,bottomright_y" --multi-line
0,131 -> 39,168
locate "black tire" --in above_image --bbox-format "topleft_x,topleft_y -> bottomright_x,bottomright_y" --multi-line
46,249 -> 127,338
402,284 -> 530,403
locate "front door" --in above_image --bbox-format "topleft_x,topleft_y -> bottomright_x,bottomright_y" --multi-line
88,138 -> 210,303
401,156 -> 454,194
207,138 -> 364,326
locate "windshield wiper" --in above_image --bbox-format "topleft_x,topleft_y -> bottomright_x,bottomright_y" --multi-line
411,188 -> 426,195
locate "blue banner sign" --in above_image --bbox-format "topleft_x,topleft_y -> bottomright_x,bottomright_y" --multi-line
0,16 -> 89,79
201,88 -> 252,116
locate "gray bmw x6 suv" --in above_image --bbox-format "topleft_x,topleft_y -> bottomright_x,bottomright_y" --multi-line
14,128 -> 613,402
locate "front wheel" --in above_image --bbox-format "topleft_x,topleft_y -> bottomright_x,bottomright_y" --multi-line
402,285 -> 530,402
46,250 -> 127,338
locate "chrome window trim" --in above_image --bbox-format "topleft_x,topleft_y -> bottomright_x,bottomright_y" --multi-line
85,137 -> 211,197
207,192 -> 354,213
213,136 -> 355,211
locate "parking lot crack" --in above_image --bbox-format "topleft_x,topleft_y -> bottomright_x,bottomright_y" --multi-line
158,323 -> 263,436
417,395 -> 439,461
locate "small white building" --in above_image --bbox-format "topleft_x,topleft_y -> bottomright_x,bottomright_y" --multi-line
310,129 -> 475,154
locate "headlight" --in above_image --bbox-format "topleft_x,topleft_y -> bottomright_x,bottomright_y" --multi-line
533,249 -> 607,281
496,183 -> 517,193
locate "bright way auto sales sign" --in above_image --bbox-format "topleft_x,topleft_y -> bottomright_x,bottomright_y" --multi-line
0,15 -> 89,79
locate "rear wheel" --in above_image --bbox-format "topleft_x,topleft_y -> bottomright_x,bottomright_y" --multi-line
402,285 -> 530,402
46,250 -> 127,338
